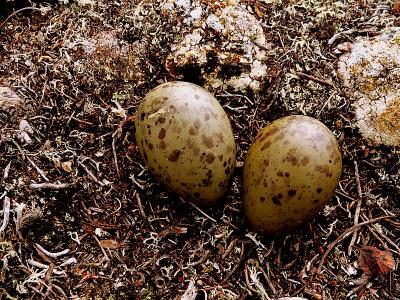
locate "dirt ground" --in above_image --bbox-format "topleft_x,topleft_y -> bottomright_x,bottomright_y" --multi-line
0,0 -> 399,299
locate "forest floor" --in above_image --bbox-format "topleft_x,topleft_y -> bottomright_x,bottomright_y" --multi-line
0,0 -> 399,299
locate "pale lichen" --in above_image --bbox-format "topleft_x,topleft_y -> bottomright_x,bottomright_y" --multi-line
163,0 -> 269,93
337,28 -> 400,146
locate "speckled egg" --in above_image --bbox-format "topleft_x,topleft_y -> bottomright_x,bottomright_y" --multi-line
243,115 -> 342,234
135,81 -> 236,206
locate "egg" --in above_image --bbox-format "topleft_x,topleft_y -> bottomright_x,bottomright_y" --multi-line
135,81 -> 236,206
243,115 -> 342,234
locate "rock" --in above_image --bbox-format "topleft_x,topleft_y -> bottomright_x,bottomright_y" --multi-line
337,28 -> 400,146
17,119 -> 34,145
164,0 -> 269,94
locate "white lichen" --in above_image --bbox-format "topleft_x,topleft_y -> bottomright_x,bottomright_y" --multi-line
164,1 -> 269,93
337,27 -> 400,146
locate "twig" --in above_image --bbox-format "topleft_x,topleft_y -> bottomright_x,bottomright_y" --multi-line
348,161 -> 363,255
347,274 -> 370,298
335,190 -> 357,202
361,213 -> 400,255
328,28 -> 379,46
216,93 -> 254,105
245,232 -> 266,249
316,215 -> 399,274
188,201 -> 217,223
294,71 -> 334,88
244,265 -> 258,294
78,160 -> 103,186
260,263 -> 277,295
0,196 -> 11,234
93,234 -> 110,261
0,7 -> 43,29
35,244 -> 70,259
4,162 -> 11,178
385,219 -> 400,227
10,138 -> 25,159
221,242 -> 245,284
29,182 -> 71,190
44,263 -> 54,282
112,132 -> 121,179
11,139 -> 49,181
27,259 -> 49,269
316,93 -> 335,117
223,218 -> 239,230
26,157 -> 49,182
328,29 -> 355,46
187,250 -> 209,267
222,238 -> 237,259
251,40 -> 269,51
135,192 -> 147,219
14,202 -> 26,239
51,283 -> 68,299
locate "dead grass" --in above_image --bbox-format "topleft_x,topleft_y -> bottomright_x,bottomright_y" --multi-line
0,0 -> 399,299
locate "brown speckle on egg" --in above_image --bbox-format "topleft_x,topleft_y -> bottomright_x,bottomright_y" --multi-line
202,135 -> 214,148
168,149 -> 181,162
205,153 -> 215,164
243,115 -> 342,234
135,81 -> 236,206
159,128 -> 166,139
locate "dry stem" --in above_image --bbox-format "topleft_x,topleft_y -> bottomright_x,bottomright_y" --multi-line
317,214 -> 399,274
348,161 -> 363,255
30,182 -> 71,189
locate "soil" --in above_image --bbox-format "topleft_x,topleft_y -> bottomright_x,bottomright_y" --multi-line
0,1 -> 399,299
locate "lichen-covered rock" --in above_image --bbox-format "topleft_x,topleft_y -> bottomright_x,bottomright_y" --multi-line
163,0 -> 269,93
337,28 -> 400,146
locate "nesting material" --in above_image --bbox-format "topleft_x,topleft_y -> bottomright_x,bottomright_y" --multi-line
68,30 -> 146,83
163,0 -> 269,93
337,28 -> 400,146
0,86 -> 24,111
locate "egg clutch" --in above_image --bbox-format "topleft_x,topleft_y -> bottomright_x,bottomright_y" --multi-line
135,81 -> 342,234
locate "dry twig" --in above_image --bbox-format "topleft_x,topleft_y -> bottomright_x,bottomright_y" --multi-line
135,191 -> 147,219
189,201 -> 217,223
30,182 -> 71,190
93,234 -> 110,261
222,238 -> 237,259
294,71 -> 334,88
0,195 -> 11,234
0,7 -> 43,29
348,161 -> 363,255
4,162 -> 11,178
27,157 -> 49,182
317,215 -> 399,274
35,244 -> 70,259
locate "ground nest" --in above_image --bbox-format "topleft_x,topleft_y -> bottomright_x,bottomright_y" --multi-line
0,1 -> 399,299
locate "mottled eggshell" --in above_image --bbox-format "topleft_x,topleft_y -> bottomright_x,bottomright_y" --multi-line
243,115 -> 342,234
135,81 -> 236,206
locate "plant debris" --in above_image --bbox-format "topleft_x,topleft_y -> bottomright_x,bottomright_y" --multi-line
359,245 -> 396,276
0,0 -> 399,299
